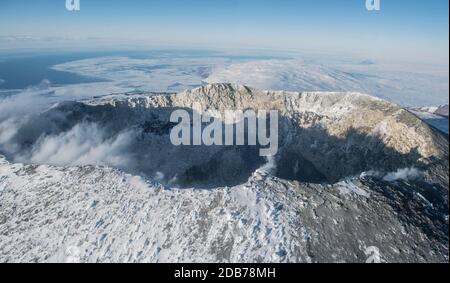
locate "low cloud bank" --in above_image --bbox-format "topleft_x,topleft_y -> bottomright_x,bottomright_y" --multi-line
25,122 -> 135,168
0,84 -> 139,173
1,119 -> 137,172
0,80 -> 55,120
205,59 -> 449,107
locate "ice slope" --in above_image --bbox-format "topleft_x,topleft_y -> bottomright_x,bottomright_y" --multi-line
408,109 -> 449,134
0,157 -> 448,263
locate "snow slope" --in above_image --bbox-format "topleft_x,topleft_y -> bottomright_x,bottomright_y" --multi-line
1,157 -> 448,263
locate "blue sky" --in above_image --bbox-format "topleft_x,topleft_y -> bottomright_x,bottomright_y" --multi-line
0,0 -> 448,63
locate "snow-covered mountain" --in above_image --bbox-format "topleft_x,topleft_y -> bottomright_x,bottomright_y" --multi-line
0,84 -> 448,263
408,104 -> 449,134
409,105 -> 449,118
435,105 -> 450,117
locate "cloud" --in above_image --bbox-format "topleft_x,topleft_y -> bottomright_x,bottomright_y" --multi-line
0,80 -> 54,120
205,59 -> 449,106
50,54 -> 448,106
0,118 -> 22,154
0,81 -> 61,156
258,156 -> 277,174
383,168 -> 423,182
0,35 -> 66,42
52,56 -> 228,93
22,122 -> 135,169
0,84 -> 138,172
2,53 -> 443,110
0,79 -> 125,121
0,80 -> 126,161
361,168 -> 424,182
206,59 -> 366,92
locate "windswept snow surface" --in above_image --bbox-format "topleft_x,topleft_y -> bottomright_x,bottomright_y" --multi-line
1,158 -> 448,263
0,160 -> 310,263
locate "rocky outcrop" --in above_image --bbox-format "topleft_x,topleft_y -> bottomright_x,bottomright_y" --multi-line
86,83 -> 449,184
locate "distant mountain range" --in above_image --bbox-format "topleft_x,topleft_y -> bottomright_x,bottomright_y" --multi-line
407,104 -> 449,134
409,105 -> 449,117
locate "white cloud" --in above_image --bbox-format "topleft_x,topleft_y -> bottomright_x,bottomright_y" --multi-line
0,85 -> 139,172
0,118 -> 22,154
206,59 -> 449,106
207,60 -> 366,92
0,80 -> 54,120
5,54 -> 441,108
23,122 -> 135,169
52,56 -> 228,93
383,168 -> 423,182
258,156 -> 277,175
